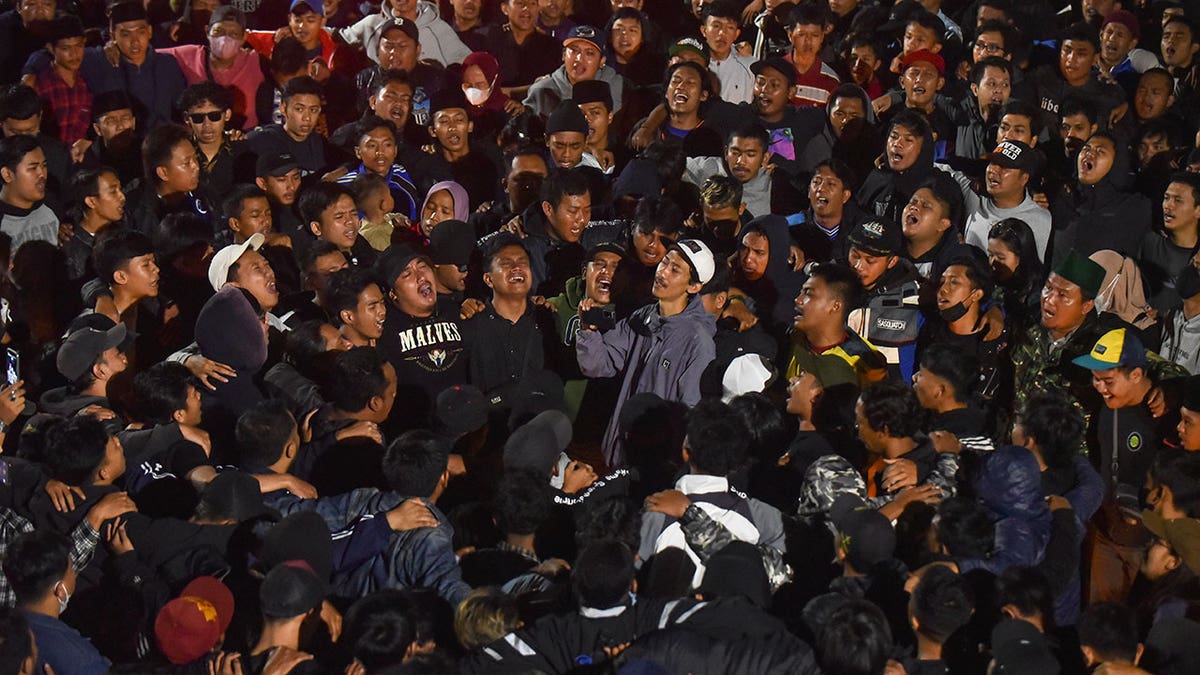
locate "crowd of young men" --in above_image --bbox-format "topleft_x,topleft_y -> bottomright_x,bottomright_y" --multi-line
2,0 -> 1200,672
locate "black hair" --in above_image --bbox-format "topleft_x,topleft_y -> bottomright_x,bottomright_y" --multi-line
133,361 -> 198,425
222,183 -> 269,224
701,0 -> 740,23
372,69 -> 413,97
1078,602 -> 1139,664
908,10 -> 946,45
281,75 -> 323,103
236,400 -> 297,470
943,247 -> 995,297
847,31 -> 881,57
807,262 -> 864,312
976,0 -> 1012,17
684,400 -> 749,476
1164,14 -> 1199,42
936,497 -> 994,558
350,172 -> 390,211
177,81 -> 233,113
662,61 -> 715,102
153,212 -> 210,269
701,263 -> 732,296
641,141 -> 687,193
1139,118 -> 1185,149
919,344 -> 979,403
0,608 -> 32,674
42,415 -> 109,486
284,320 -> 337,364
996,567 -> 1055,626
493,469 -> 553,536
0,84 -> 41,121
324,267 -> 382,327
1016,391 -> 1084,469
271,37 -> 308,76
0,135 -> 40,177
700,174 -> 742,209
787,1 -> 830,29
910,565 -> 974,643
299,181 -> 356,227
860,380 -> 924,439
341,590 -> 418,670
814,158 -> 858,192
889,108 -> 933,140
574,498 -> 642,553
499,111 -> 546,149
1062,21 -> 1101,52
480,232 -> 528,273
68,166 -> 120,224
539,167 -> 590,208
141,123 -> 192,185
573,539 -> 635,609
728,122 -> 770,152
326,347 -> 388,413
987,217 -> 1043,284
1151,450 -> 1200,519
818,599 -> 893,675
728,392 -> 793,464
92,227 -> 154,286
299,239 -> 345,275
1060,96 -> 1099,125
969,56 -> 1012,85
631,194 -> 684,238
975,19 -> 1013,52
999,99 -> 1043,137
382,430 -> 449,497
1,531 -> 71,606
354,113 -> 397,145
1140,66 -> 1175,91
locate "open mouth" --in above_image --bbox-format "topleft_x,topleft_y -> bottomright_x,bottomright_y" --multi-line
418,280 -> 434,299
986,174 -> 1000,190
672,91 -> 690,105
890,151 -> 905,164
1081,157 -> 1096,173
508,272 -> 526,284
904,211 -> 919,227
912,86 -> 926,96
814,194 -> 829,207
447,134 -> 462,145
653,276 -> 666,289
596,279 -> 611,292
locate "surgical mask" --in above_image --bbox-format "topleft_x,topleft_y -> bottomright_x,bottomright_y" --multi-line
549,453 -> 570,490
55,580 -> 71,614
209,35 -> 241,60
1178,264 -> 1200,300
462,76 -> 497,107
939,301 -> 970,323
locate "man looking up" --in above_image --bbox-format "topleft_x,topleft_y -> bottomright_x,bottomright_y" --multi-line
944,140 -> 1052,261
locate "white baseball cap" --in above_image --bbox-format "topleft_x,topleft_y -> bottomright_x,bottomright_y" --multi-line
671,239 -> 715,285
208,233 -> 265,292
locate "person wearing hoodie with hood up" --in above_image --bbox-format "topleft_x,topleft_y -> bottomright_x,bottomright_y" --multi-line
576,239 -> 717,468
857,109 -> 937,221
732,214 -> 806,343
798,82 -> 881,191
339,0 -> 469,67
1049,131 -> 1151,268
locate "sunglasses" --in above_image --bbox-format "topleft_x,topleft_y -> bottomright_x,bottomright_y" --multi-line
187,111 -> 224,123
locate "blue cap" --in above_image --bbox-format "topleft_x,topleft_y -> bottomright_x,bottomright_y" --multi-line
289,0 -> 324,16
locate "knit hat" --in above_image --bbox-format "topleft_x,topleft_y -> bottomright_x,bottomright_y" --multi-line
154,576 -> 234,665
1102,9 -> 1140,40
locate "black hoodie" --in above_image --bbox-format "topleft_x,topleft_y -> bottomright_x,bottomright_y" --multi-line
856,119 -> 937,224
734,215 -> 806,338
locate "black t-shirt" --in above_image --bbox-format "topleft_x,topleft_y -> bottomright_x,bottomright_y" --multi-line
377,305 -> 471,431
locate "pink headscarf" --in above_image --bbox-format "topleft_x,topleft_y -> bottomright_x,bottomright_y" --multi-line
422,181 -> 470,222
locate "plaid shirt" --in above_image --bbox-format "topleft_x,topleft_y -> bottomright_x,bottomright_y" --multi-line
0,507 -> 100,607
34,66 -> 93,146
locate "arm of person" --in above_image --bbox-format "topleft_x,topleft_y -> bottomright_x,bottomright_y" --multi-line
675,338 -> 717,407
574,315 -> 634,378
1036,502 -> 1081,595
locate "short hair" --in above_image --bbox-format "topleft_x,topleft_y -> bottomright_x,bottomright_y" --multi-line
222,183 -> 269,223
1151,450 -> 1200,518
326,347 -> 388,413
889,108 -> 932,140
701,263 -> 732,296
480,232 -> 528,273
970,56 -> 1013,85
936,497 -> 994,558
701,0 -> 740,23
540,167 -> 590,208
787,1 -> 830,29
0,135 -> 39,177
814,158 -> 858,192
847,31 -> 881,57
0,608 -> 32,674
42,416 -> 109,485
919,344 -> 979,402
92,228 -> 154,285
975,20 -> 1013,51
908,10 -> 947,45
299,239 -> 344,275
977,0 -> 1012,18
69,166 -> 119,223
700,174 -> 742,209
1061,21 -> 1100,52
133,362 -> 198,425
808,262 -> 864,313
154,212 -> 210,268
382,430 -> 450,497
662,61 -> 714,101
354,114 -> 396,145
299,181 -> 355,226
1016,391 -> 1085,469
999,99 -> 1043,136
1078,603 -> 1139,664
818,600 -> 892,675
573,539 -> 635,609
2,531 -> 71,605
324,267 -> 382,326
910,566 -> 974,643
684,400 -> 749,476
1165,15 -> 1198,43
0,84 -> 41,121
281,75 -> 323,103
342,590 -> 417,670
996,566 -> 1054,623
632,194 -> 683,237
860,380 -> 924,439
493,469 -> 553,536
1061,96 -> 1099,125
177,81 -> 233,113
1140,118 -> 1184,148
350,172 -> 390,211
284,320 -> 336,364
1141,66 -> 1176,91
727,122 -> 770,152
141,123 -> 192,185
271,37 -> 308,75
236,400 -> 298,470
372,69 -> 412,97
455,588 -> 520,652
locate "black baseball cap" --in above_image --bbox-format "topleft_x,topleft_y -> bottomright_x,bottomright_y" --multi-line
259,561 -> 328,619
435,384 -> 488,436
830,495 -> 897,571
256,153 -> 300,178
986,140 -> 1040,174
751,57 -> 798,88
848,217 -> 904,256
56,324 -> 127,381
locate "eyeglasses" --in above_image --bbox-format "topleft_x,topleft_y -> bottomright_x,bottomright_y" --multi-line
187,111 -> 224,124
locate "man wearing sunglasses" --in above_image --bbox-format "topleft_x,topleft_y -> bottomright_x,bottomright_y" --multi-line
179,82 -> 246,199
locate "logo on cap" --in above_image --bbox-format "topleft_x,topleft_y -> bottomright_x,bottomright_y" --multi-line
995,142 -> 1021,161
862,220 -> 884,238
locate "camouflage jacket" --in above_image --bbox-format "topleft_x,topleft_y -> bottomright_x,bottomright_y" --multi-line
678,504 -> 792,592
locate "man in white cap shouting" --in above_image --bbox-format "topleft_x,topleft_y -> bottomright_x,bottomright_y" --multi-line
576,239 -> 718,467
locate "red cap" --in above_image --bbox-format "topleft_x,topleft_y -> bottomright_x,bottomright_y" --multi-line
180,576 -> 234,634
155,597 -> 221,665
900,49 -> 945,75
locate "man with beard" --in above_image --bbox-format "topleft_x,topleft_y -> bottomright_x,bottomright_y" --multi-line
77,92 -> 141,185
0,135 -> 57,250
0,0 -> 57,86
684,124 -> 806,220
376,244 -> 471,432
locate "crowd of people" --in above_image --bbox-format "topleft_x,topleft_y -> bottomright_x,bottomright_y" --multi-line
2,0 -> 1200,672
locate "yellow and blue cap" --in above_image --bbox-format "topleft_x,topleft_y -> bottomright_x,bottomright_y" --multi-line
1071,328 -> 1147,371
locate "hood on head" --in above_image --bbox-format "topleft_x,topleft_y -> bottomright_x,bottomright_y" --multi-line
825,83 -> 879,127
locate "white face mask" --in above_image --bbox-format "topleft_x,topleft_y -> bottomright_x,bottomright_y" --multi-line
55,580 -> 71,614
209,35 -> 242,60
462,75 -> 497,106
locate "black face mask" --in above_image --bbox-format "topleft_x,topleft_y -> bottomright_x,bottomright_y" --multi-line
939,301 -> 970,323
1178,264 -> 1200,299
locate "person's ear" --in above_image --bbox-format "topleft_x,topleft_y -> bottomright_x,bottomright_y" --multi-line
339,308 -> 354,326
715,291 -> 728,310
482,271 -> 494,289
936,75 -> 944,91
0,167 -> 12,184
223,109 -> 231,123
886,255 -> 899,269
309,221 -> 323,238
113,267 -> 129,286
911,615 -> 921,632
228,216 -> 242,234
1080,645 -> 1097,667
930,43 -> 942,53
255,177 -> 267,191
368,393 -> 384,413
354,145 -> 363,160
938,216 -> 951,233
1135,643 -> 1145,665
155,165 -> 170,183
542,200 -> 554,221
1082,298 -> 1096,314
1166,551 -> 1183,572
428,124 -> 437,139
172,408 -> 187,424
737,202 -> 746,216
687,281 -> 703,294
467,120 -> 474,134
